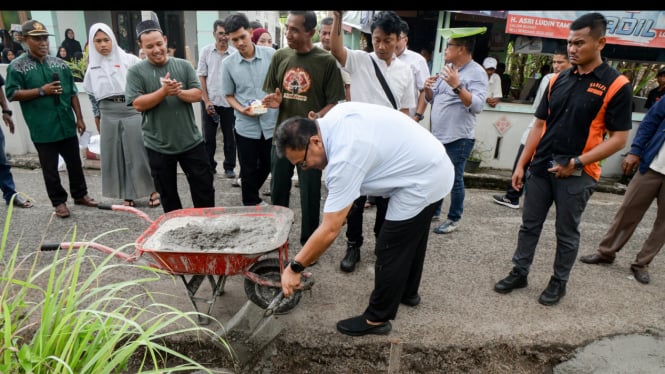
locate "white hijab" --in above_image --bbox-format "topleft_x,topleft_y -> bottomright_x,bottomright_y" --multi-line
83,22 -> 140,100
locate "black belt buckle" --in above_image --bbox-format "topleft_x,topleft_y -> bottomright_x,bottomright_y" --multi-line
108,96 -> 125,103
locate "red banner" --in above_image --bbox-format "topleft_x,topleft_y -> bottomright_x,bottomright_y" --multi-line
506,11 -> 665,48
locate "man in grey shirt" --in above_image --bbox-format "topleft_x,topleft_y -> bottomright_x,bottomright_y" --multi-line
197,18 -> 237,177
425,31 -> 488,234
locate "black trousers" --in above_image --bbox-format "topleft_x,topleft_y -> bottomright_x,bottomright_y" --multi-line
34,136 -> 89,206
235,132 -> 272,206
345,195 -> 389,246
363,200 -> 440,322
146,143 -> 215,213
201,104 -> 236,172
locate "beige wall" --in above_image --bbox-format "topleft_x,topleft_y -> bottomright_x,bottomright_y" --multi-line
475,103 -> 645,178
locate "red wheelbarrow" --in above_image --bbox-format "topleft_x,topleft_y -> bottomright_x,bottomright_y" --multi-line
41,204 -> 314,324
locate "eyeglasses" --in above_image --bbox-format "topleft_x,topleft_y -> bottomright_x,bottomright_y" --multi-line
446,42 -> 461,48
296,140 -> 310,169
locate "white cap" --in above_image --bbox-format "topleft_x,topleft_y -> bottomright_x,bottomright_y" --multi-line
483,57 -> 497,70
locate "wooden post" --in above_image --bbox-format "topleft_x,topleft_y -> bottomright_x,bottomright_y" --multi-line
387,337 -> 402,374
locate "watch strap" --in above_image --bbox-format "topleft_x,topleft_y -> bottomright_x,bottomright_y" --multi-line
288,260 -> 305,273
452,85 -> 462,94
574,157 -> 584,170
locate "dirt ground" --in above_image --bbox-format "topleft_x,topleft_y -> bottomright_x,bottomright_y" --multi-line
4,164 -> 665,373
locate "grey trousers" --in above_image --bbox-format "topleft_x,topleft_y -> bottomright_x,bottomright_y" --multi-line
597,169 -> 665,269
512,171 -> 597,281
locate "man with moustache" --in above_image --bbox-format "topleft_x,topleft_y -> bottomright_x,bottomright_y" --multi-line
125,19 -> 215,213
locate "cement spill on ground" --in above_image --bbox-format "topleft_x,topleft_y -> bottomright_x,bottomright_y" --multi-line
554,333 -> 665,373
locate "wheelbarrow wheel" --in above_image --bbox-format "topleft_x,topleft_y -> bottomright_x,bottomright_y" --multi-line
244,258 -> 302,314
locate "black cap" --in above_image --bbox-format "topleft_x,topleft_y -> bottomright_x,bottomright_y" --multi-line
658,68 -> 665,77
136,19 -> 162,38
22,20 -> 52,37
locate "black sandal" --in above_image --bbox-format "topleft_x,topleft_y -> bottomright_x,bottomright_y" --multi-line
148,192 -> 161,208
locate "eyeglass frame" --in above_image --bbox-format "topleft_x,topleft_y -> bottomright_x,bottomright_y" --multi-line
296,140 -> 310,169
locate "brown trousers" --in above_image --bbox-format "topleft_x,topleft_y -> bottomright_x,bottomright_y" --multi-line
597,169 -> 665,269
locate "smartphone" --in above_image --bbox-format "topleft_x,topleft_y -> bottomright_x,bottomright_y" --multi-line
552,155 -> 582,176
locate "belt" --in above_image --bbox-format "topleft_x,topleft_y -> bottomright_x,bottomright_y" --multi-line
105,95 -> 125,103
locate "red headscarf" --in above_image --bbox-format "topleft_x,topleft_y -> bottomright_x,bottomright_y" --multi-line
252,28 -> 268,44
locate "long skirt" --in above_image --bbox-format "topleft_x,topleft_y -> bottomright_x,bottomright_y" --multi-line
98,100 -> 154,200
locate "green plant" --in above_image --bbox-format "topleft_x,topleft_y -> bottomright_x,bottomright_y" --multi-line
64,46 -> 89,81
0,197 -> 236,373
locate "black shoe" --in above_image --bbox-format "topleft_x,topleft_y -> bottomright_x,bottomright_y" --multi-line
340,244 -> 360,273
401,294 -> 421,307
579,253 -> 614,265
538,276 -> 566,306
494,269 -> 528,294
336,315 -> 391,336
631,266 -> 650,284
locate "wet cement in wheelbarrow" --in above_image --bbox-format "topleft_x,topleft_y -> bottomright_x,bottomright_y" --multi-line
141,215 -> 279,253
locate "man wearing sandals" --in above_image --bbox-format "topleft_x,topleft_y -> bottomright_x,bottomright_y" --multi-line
5,20 -> 99,218
0,72 -> 32,209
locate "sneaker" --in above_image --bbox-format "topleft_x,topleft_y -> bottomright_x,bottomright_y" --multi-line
431,214 -> 440,221
492,194 -> 519,209
232,178 -> 241,187
538,276 -> 566,306
224,169 -> 236,178
336,315 -> 391,336
494,268 -> 528,294
340,243 -> 360,273
433,219 -> 458,234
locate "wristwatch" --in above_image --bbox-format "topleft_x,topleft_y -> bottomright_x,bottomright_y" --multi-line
414,113 -> 424,121
1,109 -> 11,115
38,87 -> 45,97
287,259 -> 305,273
573,157 -> 584,170
452,85 -> 463,94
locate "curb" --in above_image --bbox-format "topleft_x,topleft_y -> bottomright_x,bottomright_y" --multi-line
8,154 -> 627,195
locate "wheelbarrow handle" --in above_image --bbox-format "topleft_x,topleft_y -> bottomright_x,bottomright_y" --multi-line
99,204 -> 154,224
39,242 -> 137,262
41,243 -> 62,251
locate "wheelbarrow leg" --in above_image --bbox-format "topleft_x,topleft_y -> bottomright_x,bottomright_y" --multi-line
179,274 -> 228,325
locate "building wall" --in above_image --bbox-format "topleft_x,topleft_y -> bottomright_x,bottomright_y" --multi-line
52,11 -> 86,54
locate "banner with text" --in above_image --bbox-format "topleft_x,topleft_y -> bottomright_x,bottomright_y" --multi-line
506,11 -> 665,48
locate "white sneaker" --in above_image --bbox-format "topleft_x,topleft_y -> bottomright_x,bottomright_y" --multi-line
433,219 -> 458,234
492,194 -> 519,209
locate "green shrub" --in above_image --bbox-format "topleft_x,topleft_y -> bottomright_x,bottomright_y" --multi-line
0,195 -> 236,373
